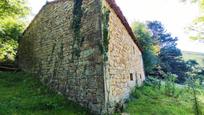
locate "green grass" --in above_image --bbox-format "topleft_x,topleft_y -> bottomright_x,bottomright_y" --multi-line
1,72 -> 204,115
125,85 -> 204,115
0,72 -> 88,115
182,51 -> 204,67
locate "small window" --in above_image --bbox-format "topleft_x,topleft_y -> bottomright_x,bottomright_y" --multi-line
140,74 -> 142,79
130,73 -> 133,81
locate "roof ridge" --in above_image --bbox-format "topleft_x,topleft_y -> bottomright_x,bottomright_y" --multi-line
23,0 -> 142,52
46,0 -> 67,5
23,0 -> 68,35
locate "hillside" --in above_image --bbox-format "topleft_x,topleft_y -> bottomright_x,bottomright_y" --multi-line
125,84 -> 204,115
0,72 -> 204,114
182,51 -> 204,67
0,72 -> 88,115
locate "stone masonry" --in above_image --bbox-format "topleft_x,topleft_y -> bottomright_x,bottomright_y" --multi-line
18,0 -> 145,114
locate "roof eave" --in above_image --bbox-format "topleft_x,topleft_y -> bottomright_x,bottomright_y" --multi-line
105,0 -> 143,52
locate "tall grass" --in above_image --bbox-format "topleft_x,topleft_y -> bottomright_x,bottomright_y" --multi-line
125,83 -> 204,115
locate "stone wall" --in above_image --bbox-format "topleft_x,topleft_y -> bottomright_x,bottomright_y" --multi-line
103,1 -> 145,112
18,0 -> 105,113
18,0 -> 145,114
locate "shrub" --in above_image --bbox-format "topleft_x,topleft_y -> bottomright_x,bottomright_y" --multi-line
164,73 -> 177,96
145,76 -> 161,89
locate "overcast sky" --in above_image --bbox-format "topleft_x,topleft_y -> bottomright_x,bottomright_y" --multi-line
28,0 -> 204,53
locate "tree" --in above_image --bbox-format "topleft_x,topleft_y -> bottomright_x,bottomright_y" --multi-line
198,68 -> 204,85
147,21 -> 178,48
186,59 -> 204,85
0,0 -> 29,64
147,21 -> 188,83
185,0 -> 204,40
132,22 -> 158,74
0,0 -> 29,18
185,59 -> 202,115
188,20 -> 204,40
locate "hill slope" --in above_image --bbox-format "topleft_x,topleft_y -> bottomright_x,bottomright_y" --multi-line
182,51 -> 204,67
125,85 -> 204,115
0,72 -> 88,115
0,72 -> 204,115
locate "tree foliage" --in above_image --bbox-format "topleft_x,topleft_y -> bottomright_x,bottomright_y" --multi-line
185,59 -> 203,115
186,0 -> 204,40
0,0 -> 29,63
0,0 -> 29,18
188,21 -> 204,40
0,17 -> 25,41
132,22 -> 158,74
186,59 -> 204,85
147,21 -> 189,83
132,21 -> 190,83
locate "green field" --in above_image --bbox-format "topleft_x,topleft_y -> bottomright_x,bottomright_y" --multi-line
0,72 -> 204,115
182,51 -> 204,67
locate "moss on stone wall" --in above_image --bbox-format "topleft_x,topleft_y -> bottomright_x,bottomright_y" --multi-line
59,42 -> 64,59
71,0 -> 84,59
102,7 -> 110,61
19,0 -> 106,114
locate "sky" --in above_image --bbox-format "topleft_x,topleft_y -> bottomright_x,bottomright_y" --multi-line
27,0 -> 204,53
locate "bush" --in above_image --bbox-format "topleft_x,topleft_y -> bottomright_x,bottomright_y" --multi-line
164,73 -> 177,96
145,76 -> 161,89
0,39 -> 18,64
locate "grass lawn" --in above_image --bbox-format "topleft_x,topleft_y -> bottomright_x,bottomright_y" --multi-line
125,85 -> 204,115
0,72 -> 204,115
0,72 -> 88,115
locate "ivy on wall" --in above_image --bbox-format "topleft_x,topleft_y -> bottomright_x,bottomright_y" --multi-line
102,6 -> 110,61
71,0 -> 84,59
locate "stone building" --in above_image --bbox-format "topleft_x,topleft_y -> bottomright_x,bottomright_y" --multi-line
18,0 -> 145,114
